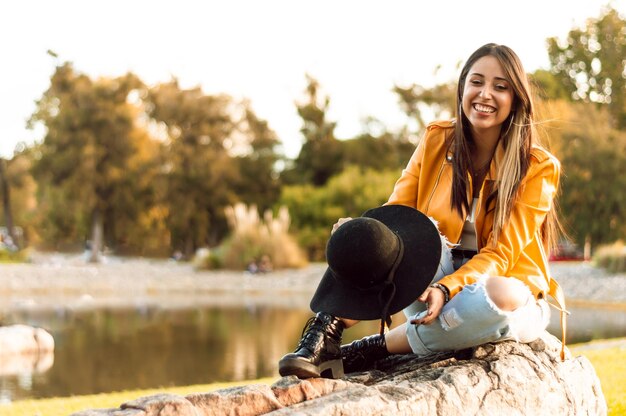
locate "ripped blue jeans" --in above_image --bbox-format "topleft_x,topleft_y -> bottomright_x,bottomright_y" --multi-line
403,243 -> 550,357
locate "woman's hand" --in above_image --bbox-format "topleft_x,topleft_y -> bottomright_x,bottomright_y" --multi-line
331,217 -> 353,234
410,286 -> 446,325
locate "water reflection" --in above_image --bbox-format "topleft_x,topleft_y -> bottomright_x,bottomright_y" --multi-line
0,306 -> 321,401
0,351 -> 54,377
0,303 -> 624,402
551,303 -> 626,343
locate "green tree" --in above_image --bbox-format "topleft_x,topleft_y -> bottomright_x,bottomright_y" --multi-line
30,63 -> 144,260
0,150 -> 39,248
530,69 -> 572,101
341,130 -> 416,172
146,79 -> 239,257
394,80 -> 456,135
105,123 -> 167,256
0,158 -> 16,245
287,75 -> 343,186
541,99 -> 626,249
232,104 -> 282,212
547,6 -> 626,127
280,166 -> 401,260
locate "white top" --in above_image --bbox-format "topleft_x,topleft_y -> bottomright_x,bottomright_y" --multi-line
459,198 -> 479,251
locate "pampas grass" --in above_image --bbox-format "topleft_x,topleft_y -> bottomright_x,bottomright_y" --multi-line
197,203 -> 308,271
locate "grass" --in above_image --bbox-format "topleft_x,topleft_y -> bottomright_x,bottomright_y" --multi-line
196,203 -> 308,271
0,377 -> 276,416
0,248 -> 29,263
1,340 -> 623,416
569,339 -> 626,416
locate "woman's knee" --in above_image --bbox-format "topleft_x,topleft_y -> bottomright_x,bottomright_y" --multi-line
485,276 -> 529,311
338,317 -> 360,328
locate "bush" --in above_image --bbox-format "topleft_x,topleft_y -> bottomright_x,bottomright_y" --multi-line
196,203 -> 308,271
0,248 -> 30,263
279,166 -> 401,260
593,241 -> 626,273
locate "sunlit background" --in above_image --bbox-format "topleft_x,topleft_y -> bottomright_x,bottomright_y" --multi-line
0,0 -> 625,409
2,0 -> 624,158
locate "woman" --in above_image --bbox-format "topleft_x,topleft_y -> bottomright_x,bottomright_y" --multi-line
279,43 -> 568,379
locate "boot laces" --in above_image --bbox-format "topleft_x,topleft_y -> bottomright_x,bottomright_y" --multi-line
342,338 -> 366,360
295,316 -> 326,351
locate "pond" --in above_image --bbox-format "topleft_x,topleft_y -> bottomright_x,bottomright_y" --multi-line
1,302 -> 625,403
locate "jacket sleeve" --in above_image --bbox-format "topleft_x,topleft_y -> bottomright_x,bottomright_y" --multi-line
437,154 -> 561,297
386,136 -> 426,207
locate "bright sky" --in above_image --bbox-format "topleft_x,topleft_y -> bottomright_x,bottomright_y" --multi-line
1,0 -> 624,159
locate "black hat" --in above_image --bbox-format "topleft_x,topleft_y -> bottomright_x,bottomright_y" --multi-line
310,205 -> 441,332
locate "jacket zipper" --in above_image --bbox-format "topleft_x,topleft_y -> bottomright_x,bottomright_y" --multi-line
425,158 -> 447,212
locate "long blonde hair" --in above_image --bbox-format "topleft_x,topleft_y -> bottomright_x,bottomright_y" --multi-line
450,43 -> 560,250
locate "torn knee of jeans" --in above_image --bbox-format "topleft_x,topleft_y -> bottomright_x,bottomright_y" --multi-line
485,276 -> 530,312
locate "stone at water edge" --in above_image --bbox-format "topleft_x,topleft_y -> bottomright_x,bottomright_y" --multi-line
0,324 -> 55,376
0,324 -> 54,355
0,325 -> 54,355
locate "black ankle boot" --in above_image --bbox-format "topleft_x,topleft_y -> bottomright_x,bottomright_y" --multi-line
341,334 -> 389,374
278,312 -> 345,379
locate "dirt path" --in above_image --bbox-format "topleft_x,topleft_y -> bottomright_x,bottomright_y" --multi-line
0,253 -> 326,312
1,253 -> 625,313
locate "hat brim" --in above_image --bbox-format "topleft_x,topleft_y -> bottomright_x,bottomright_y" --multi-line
310,205 -> 442,320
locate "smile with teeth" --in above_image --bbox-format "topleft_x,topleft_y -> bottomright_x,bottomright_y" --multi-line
473,103 -> 496,113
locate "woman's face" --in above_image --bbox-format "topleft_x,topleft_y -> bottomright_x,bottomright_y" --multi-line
461,55 -> 515,139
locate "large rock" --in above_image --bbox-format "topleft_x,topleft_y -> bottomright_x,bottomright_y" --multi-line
0,324 -> 55,376
71,332 -> 606,416
0,324 -> 55,355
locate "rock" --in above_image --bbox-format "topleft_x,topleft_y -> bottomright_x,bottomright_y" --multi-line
271,376 -> 351,407
71,332 -> 606,416
0,324 -> 55,376
70,409 -> 144,416
121,393 -> 197,415
0,324 -> 55,355
0,349 -> 54,376
187,384 -> 283,415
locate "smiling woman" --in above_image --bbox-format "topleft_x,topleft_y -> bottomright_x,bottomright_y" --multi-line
279,43 -> 569,380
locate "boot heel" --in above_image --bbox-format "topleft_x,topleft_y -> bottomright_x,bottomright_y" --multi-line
279,355 -> 321,378
319,358 -> 344,379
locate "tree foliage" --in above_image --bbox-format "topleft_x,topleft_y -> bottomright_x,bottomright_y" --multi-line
30,63 -> 144,258
231,104 -> 283,213
0,151 -> 38,248
540,100 -> 626,248
341,131 -> 416,172
26,68 -> 282,259
287,75 -> 344,186
547,6 -> 626,127
12,4 -> 624,262
393,80 -> 456,135
530,69 -> 572,101
0,158 -> 16,244
145,79 -> 240,256
286,75 -> 417,188
280,166 -> 401,260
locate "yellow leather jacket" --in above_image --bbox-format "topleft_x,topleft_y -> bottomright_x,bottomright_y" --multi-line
387,120 -> 567,354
